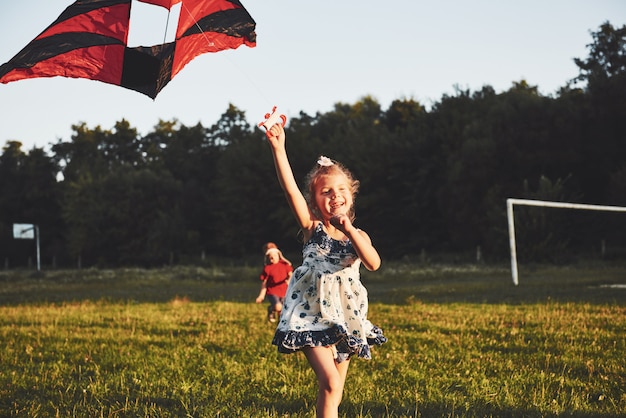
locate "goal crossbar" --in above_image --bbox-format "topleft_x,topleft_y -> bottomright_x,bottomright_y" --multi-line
507,198 -> 626,285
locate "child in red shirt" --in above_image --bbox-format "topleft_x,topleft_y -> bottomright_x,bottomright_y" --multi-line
255,243 -> 293,322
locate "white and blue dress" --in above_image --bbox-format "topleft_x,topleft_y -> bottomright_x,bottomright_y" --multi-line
272,223 -> 387,362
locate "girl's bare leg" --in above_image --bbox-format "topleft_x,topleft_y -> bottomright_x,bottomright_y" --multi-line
304,346 -> 351,418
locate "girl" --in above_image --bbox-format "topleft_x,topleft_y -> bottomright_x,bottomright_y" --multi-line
266,123 -> 386,418
256,242 -> 293,322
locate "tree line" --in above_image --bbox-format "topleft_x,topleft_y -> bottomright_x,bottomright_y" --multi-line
1,22 -> 625,268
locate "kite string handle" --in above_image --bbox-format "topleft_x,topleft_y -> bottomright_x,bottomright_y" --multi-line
258,106 -> 287,137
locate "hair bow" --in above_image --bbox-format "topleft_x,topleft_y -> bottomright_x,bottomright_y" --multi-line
317,156 -> 334,167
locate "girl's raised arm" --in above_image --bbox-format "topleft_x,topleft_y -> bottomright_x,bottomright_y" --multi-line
266,124 -> 315,235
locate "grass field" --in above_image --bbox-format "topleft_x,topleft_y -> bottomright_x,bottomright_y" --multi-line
0,263 -> 624,417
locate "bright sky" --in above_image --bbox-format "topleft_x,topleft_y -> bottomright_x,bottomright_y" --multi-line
1,1 -> 625,151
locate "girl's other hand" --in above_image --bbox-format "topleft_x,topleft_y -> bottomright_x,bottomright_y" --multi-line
330,214 -> 353,234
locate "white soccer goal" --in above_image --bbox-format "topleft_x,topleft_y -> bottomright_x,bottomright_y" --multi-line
507,198 -> 626,285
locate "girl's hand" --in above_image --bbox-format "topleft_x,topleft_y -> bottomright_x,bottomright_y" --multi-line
331,215 -> 381,270
330,214 -> 355,235
266,123 -> 285,150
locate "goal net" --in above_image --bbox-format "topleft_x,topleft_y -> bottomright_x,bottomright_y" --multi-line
507,198 -> 626,285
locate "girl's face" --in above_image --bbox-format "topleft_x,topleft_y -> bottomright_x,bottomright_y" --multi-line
313,173 -> 353,220
267,251 -> 280,264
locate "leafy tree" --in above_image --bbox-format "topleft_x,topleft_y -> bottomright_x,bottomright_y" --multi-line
64,167 -> 184,267
383,98 -> 426,132
211,109 -> 278,257
101,120 -> 142,167
99,168 -> 184,266
607,165 -> 626,206
139,119 -> 177,170
512,176 -> 586,263
571,22 -> 626,203
62,173 -> 101,266
0,141 -> 27,265
174,122 -> 224,257
52,123 -> 108,182
0,142 -> 63,267
573,22 -> 626,88
208,103 -> 254,146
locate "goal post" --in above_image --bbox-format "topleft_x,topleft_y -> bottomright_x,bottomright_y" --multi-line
507,198 -> 626,285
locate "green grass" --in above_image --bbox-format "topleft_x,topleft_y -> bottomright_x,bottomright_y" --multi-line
0,263 -> 625,417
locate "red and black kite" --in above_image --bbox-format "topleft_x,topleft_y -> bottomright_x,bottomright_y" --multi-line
0,0 -> 256,99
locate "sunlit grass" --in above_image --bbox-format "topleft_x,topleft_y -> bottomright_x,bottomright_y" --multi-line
0,264 -> 624,416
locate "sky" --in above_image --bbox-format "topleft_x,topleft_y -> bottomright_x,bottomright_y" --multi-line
1,0 -> 625,152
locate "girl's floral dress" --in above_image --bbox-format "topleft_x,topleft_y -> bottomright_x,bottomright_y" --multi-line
272,223 -> 386,362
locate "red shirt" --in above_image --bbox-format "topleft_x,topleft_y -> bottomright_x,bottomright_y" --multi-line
260,260 -> 293,297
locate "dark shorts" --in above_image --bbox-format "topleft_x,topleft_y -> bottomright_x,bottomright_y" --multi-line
267,294 -> 284,310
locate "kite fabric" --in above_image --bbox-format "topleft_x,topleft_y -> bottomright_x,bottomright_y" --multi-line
0,0 -> 256,99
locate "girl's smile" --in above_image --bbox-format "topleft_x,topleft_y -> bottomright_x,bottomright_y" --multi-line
314,174 -> 353,218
